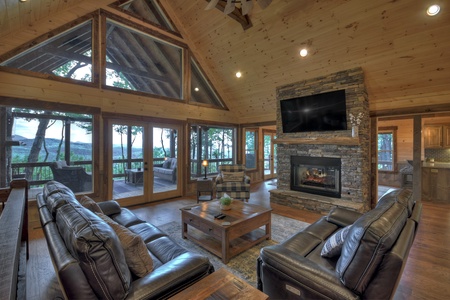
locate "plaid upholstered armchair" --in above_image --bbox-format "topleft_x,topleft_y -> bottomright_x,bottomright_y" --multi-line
215,164 -> 251,201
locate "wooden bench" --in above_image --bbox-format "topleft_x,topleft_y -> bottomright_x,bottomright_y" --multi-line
0,179 -> 28,300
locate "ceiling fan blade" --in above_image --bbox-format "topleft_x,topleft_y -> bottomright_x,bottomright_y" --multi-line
224,0 -> 235,14
241,0 -> 254,15
257,0 -> 272,9
205,0 -> 220,10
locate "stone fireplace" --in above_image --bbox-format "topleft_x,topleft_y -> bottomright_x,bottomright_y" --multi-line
270,67 -> 371,214
291,156 -> 341,198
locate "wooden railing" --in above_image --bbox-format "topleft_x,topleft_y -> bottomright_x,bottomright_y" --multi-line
0,179 -> 28,300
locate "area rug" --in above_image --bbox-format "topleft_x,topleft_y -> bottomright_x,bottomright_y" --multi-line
159,214 -> 309,287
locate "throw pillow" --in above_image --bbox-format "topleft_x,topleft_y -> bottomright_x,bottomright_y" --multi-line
96,213 -> 154,277
162,159 -> 171,169
79,195 -> 103,214
55,160 -> 68,169
321,225 -> 352,258
222,171 -> 244,182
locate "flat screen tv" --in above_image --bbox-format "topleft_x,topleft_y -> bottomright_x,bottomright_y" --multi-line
280,89 -> 347,133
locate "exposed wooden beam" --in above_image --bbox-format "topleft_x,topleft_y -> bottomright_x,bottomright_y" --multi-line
205,0 -> 252,30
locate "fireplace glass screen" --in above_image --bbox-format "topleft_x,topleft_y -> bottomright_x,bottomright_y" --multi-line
291,156 -> 341,198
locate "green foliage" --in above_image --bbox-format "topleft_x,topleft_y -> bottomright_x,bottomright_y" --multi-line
220,196 -> 232,206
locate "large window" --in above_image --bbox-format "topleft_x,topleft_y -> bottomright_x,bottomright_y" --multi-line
1,21 -> 93,82
190,124 -> 236,179
1,107 -> 93,195
378,130 -> 396,171
105,19 -> 183,99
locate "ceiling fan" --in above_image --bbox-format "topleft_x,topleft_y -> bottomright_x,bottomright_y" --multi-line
205,0 -> 272,15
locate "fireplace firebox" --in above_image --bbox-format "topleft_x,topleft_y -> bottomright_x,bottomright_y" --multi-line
291,156 -> 341,198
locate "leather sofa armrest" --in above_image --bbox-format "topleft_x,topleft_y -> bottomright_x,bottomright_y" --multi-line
326,207 -> 362,227
97,201 -> 122,216
259,245 -> 357,299
154,163 -> 163,167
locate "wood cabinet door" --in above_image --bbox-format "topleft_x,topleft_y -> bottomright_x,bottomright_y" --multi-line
424,125 -> 442,148
442,125 -> 450,148
421,168 -> 431,201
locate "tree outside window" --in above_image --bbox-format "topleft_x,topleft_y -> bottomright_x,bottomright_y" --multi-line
3,107 -> 93,191
190,124 -> 235,179
378,131 -> 396,171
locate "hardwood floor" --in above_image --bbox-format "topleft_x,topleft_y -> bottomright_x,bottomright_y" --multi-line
27,180 -> 450,299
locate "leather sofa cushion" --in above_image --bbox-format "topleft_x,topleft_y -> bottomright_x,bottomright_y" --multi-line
110,207 -> 145,227
128,222 -> 167,244
46,192 -> 78,218
56,202 -> 131,299
337,200 -> 408,295
43,180 -> 75,198
97,200 -> 122,216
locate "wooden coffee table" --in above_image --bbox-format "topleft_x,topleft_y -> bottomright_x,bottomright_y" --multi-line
181,200 -> 272,263
169,268 -> 268,300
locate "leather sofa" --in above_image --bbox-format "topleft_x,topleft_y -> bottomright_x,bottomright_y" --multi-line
257,188 -> 422,299
37,181 -> 214,299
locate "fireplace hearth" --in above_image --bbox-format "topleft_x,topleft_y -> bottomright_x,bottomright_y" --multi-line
291,156 -> 341,198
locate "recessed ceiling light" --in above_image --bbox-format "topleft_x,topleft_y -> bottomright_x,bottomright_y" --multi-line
427,4 -> 440,16
235,71 -> 242,78
194,87 -> 200,92
299,49 -> 308,57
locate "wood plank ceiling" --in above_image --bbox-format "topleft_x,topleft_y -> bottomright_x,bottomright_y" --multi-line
0,0 -> 449,124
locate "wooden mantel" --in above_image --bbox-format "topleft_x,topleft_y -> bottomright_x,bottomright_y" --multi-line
273,137 -> 359,146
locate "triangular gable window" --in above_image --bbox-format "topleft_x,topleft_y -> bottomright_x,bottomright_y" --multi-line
1,21 -> 93,82
190,58 -> 225,108
105,19 -> 183,99
114,0 -> 178,33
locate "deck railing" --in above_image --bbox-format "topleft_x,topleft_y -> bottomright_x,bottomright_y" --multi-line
11,157 -> 235,186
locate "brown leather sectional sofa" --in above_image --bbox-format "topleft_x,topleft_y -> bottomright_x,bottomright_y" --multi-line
37,181 -> 214,299
257,188 -> 422,299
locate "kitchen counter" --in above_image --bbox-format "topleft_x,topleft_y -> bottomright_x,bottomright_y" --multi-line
422,162 -> 450,169
422,164 -> 450,203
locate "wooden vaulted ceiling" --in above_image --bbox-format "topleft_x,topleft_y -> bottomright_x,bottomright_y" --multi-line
0,0 -> 449,124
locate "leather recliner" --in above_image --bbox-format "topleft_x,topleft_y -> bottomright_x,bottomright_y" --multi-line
257,188 -> 422,299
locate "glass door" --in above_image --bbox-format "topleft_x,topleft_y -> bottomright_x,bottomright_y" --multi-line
151,125 -> 181,201
264,130 -> 277,180
108,121 -> 181,205
110,122 -> 146,205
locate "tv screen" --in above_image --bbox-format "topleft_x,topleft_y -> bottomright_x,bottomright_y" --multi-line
280,90 -> 347,133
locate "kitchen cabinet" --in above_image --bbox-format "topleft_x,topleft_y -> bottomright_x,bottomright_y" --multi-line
443,125 -> 450,147
423,125 -> 450,148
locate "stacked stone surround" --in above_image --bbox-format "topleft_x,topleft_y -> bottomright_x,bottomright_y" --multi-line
271,67 -> 371,215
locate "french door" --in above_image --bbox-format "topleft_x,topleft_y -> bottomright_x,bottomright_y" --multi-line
108,120 -> 181,206
263,130 -> 277,180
